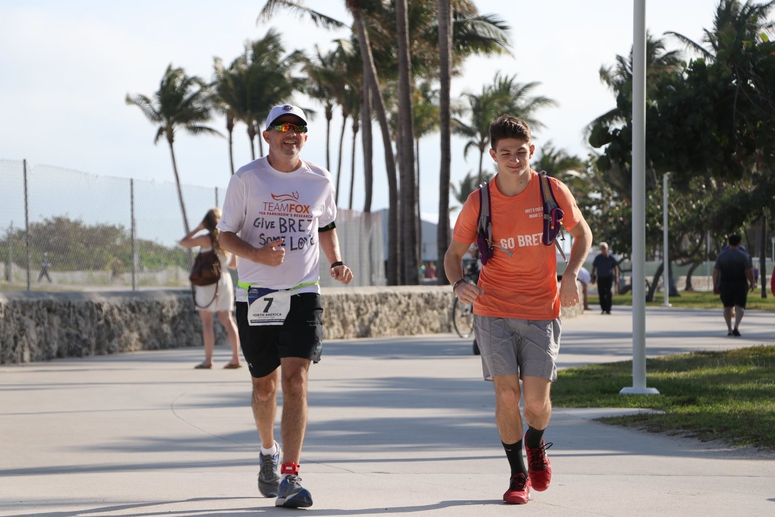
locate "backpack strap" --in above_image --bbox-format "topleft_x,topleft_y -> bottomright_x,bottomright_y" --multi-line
539,171 -> 568,264
476,181 -> 513,266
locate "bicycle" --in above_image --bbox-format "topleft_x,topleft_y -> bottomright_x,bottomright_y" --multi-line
452,296 -> 474,339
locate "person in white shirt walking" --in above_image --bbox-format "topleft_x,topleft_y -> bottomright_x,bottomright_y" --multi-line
218,104 -> 353,509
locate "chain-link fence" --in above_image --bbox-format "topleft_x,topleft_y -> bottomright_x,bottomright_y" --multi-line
0,159 -> 385,292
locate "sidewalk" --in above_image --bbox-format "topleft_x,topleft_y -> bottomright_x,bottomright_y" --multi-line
1,307 -> 773,516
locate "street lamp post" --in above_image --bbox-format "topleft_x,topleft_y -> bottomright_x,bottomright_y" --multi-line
621,0 -> 659,396
662,172 -> 671,307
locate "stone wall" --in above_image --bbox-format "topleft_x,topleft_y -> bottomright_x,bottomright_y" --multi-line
0,285 -> 583,364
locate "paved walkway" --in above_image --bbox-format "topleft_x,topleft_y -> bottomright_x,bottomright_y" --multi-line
1,307 -> 773,516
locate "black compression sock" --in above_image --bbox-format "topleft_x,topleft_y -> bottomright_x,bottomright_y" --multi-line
502,440 -> 527,476
526,426 -> 545,448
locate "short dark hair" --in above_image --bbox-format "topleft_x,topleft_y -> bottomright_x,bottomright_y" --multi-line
728,234 -> 742,246
489,115 -> 532,150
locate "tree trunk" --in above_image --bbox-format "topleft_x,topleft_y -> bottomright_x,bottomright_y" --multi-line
350,3 -> 399,284
416,138 -> 422,268
684,261 -> 701,291
325,105 -> 333,172
436,0 -> 452,286
349,116 -> 359,210
167,139 -> 190,235
760,214 -> 768,298
361,81 -> 373,213
248,126 -> 256,161
396,0 -> 418,285
227,115 -> 235,175
335,111 -> 349,206
257,124 -> 264,157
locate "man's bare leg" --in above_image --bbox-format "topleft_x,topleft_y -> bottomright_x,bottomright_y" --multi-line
493,374 -> 523,443
279,357 -> 311,465
252,369 -> 279,448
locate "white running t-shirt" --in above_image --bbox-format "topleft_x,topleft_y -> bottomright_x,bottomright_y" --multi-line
216,156 -> 336,301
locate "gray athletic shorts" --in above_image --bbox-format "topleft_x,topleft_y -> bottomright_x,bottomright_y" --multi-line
473,315 -> 561,382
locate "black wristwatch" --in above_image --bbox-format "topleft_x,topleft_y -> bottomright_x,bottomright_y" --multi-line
330,261 -> 345,269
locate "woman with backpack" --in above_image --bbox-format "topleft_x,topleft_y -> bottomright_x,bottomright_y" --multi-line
179,208 -> 242,369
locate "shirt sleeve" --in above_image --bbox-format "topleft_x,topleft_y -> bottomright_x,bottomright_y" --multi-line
216,173 -> 246,234
452,190 -> 481,245
318,180 -> 337,228
551,177 -> 583,231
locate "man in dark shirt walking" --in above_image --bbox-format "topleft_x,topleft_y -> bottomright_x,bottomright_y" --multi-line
591,243 -> 618,314
713,234 -> 754,336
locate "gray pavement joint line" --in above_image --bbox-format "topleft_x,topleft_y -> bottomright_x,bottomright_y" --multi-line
169,385 -> 254,450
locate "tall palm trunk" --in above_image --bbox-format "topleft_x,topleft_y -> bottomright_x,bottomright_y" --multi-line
349,115 -> 360,209
325,106 -> 333,171
361,81 -> 373,213
166,138 -> 190,235
436,0 -> 453,285
335,111 -> 349,205
416,138 -> 422,269
257,124 -> 264,157
349,1 -> 399,284
248,126 -> 256,160
227,114 -> 235,175
396,0 -> 418,284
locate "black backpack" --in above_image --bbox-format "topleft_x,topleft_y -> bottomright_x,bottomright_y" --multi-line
476,171 -> 566,266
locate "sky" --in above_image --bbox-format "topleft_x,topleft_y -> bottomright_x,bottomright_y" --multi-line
0,0 -> 719,226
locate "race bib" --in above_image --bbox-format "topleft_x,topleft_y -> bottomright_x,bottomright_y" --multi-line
247,287 -> 291,326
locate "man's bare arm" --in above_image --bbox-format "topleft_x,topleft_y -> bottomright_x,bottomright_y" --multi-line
559,218 -> 593,307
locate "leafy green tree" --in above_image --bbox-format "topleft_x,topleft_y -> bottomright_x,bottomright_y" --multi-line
126,64 -> 220,233
454,72 -> 556,184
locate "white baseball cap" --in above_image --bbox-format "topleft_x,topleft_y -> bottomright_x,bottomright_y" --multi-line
265,104 -> 308,129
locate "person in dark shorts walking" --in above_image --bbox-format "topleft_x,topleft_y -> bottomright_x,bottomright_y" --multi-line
591,243 -> 618,314
445,115 -> 592,505
712,234 -> 754,336
218,104 -> 353,508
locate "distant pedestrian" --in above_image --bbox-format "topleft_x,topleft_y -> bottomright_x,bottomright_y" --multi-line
424,261 -> 437,279
577,266 -> 591,310
37,253 -> 52,283
179,208 -> 242,370
591,243 -> 618,314
713,234 -> 754,337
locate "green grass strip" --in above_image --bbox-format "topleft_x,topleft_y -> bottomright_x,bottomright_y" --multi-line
553,346 -> 775,449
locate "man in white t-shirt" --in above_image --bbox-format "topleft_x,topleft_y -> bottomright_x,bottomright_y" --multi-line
218,104 -> 353,509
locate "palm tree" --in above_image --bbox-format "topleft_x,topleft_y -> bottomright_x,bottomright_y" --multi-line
454,72 -> 557,184
212,56 -> 242,175
436,0 -> 453,285
533,141 -> 585,179
450,170 -> 494,210
396,0 -> 419,284
259,0 -> 400,284
302,46 -> 340,171
413,81 -> 440,269
125,64 -> 221,234
666,0 -> 774,60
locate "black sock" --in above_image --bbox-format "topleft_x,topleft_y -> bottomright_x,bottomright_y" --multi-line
502,440 -> 527,476
525,426 -> 545,448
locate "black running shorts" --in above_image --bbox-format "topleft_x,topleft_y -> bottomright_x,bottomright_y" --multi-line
719,281 -> 748,309
236,293 -> 323,379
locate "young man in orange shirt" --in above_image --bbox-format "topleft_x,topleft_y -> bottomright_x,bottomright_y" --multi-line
444,115 -> 592,504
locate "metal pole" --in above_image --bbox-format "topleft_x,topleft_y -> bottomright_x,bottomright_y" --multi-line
621,0 -> 659,396
23,159 -> 31,292
707,231 -> 711,291
131,179 -> 137,291
662,173 -> 671,307
215,186 -> 219,209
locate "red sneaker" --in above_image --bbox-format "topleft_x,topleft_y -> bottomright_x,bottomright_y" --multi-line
503,473 -> 531,504
525,431 -> 553,492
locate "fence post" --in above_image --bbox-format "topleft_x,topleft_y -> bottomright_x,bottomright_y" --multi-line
6,221 -> 13,283
23,159 -> 30,291
131,179 -> 137,291
215,186 -> 219,209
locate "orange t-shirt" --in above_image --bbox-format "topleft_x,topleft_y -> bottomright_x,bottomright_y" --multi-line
453,170 -> 583,320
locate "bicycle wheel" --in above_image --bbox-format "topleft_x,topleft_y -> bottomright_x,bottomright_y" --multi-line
452,297 -> 475,338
